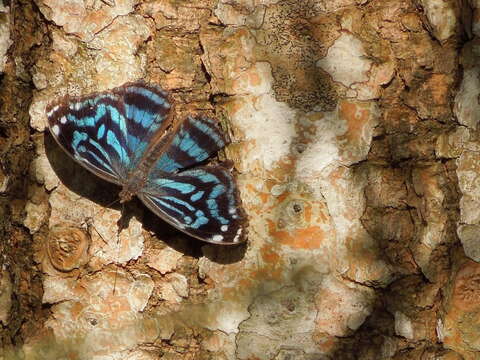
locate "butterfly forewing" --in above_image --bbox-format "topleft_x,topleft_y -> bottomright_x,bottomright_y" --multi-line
153,116 -> 227,173
139,166 -> 246,244
46,92 -> 130,184
113,82 -> 173,168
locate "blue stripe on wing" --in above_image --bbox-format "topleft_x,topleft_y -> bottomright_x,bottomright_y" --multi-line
152,116 -> 227,174
139,166 -> 246,244
46,82 -> 174,185
113,82 -> 172,167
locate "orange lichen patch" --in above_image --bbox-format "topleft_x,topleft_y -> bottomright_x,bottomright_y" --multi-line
260,244 -> 281,265
223,99 -> 244,117
313,332 -> 338,353
221,263 -> 283,301
265,155 -> 296,181
338,100 -> 371,143
248,70 -> 261,87
443,259 -> 480,356
268,219 -> 325,249
246,183 -> 270,205
304,203 -> 313,223
449,259 -> 480,312
70,301 -> 84,319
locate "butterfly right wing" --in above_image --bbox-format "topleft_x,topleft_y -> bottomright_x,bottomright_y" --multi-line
152,116 -> 227,173
138,166 -> 247,244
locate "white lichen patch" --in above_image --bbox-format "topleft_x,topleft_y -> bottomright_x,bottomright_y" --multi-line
205,301 -> 250,334
295,100 -> 378,185
45,270 -> 157,358
37,0 -> 137,42
454,67 -> 480,130
418,0 -> 457,41
0,6 -> 11,74
24,199 -> 49,234
394,311 -> 414,340
457,224 -> 480,262
92,15 -> 151,87
317,33 -> 372,88
42,275 -> 79,304
228,93 -> 296,171
214,1 -> 266,28
88,210 -> 144,265
236,284 -> 319,359
457,151 -> 480,225
146,246 -> 183,275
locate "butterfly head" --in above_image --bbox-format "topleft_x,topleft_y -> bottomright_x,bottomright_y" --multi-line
119,187 -> 135,203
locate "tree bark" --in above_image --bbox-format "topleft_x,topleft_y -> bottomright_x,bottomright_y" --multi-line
1,0 -> 480,359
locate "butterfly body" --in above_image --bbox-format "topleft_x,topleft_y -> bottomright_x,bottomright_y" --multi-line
46,81 -> 247,244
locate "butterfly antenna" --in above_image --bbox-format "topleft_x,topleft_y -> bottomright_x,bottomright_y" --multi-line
112,202 -> 126,295
84,198 -> 121,250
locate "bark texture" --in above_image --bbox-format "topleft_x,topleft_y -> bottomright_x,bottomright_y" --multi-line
1,0 -> 480,359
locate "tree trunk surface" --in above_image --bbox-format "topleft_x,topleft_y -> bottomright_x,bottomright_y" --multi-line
1,0 -> 479,359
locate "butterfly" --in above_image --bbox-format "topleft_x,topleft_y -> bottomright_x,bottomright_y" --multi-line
45,81 -> 247,244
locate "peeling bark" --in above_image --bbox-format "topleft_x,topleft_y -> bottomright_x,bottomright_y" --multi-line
1,0 -> 480,359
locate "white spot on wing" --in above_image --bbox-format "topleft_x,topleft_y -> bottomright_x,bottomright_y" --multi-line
60,116 -> 67,124
228,208 -> 236,214
233,228 -> 242,243
70,102 -> 82,111
221,225 -> 228,232
46,105 -> 60,118
212,235 -> 223,242
52,125 -> 60,136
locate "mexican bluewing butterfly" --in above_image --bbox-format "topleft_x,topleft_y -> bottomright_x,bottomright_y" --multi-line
46,81 -> 246,244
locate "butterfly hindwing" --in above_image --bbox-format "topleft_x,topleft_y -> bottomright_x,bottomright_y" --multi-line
139,166 -> 246,244
153,116 -> 227,173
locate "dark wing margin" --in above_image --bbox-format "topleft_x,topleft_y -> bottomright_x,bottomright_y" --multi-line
139,166 -> 247,244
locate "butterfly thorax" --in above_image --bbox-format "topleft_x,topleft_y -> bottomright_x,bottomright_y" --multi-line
119,187 -> 135,203
119,169 -> 148,203
118,131 -> 172,203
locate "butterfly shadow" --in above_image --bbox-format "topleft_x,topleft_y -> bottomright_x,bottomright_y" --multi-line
44,132 -> 121,208
44,133 -> 247,264
141,210 -> 248,264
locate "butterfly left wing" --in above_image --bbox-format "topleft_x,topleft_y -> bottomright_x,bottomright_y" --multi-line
138,166 -> 247,244
46,92 -> 131,184
47,82 -> 174,180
